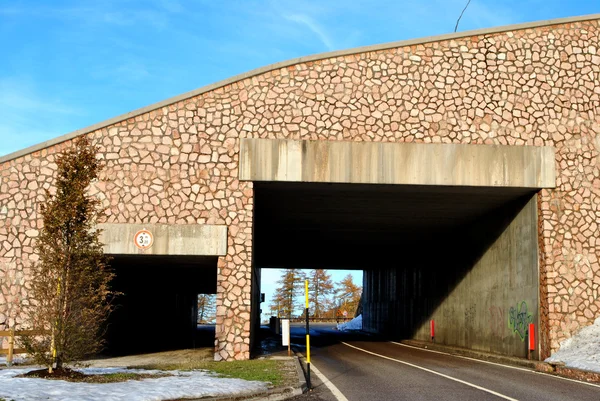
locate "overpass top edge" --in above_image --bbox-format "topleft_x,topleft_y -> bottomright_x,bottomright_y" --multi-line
0,13 -> 597,165
242,137 -> 556,150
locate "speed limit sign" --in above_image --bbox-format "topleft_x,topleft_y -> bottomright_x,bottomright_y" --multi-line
134,229 -> 154,250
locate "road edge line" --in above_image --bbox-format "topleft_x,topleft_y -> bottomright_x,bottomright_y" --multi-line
391,342 -> 532,372
342,342 -> 519,401
391,341 -> 600,389
310,361 -> 350,401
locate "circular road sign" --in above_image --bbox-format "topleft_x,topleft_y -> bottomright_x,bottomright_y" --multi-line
134,229 -> 154,250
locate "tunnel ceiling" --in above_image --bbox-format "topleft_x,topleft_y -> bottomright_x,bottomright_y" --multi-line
254,182 -> 537,269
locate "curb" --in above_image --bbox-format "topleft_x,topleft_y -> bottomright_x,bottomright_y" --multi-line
400,339 -> 600,384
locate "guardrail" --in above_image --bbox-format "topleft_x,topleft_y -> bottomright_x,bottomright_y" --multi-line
288,317 -> 354,323
0,329 -> 40,365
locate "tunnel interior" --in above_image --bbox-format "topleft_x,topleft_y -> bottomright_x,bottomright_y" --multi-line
254,182 -> 539,358
105,255 -> 217,355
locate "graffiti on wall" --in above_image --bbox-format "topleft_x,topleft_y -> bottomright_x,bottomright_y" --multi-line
508,301 -> 533,341
464,304 -> 476,326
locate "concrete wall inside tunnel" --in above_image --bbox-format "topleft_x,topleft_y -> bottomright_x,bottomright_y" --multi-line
363,194 -> 539,359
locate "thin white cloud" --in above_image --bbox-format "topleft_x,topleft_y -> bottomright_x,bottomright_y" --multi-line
0,78 -> 81,157
0,3 -> 172,30
461,0 -> 520,29
89,60 -> 151,83
284,13 -> 336,51
156,0 -> 184,14
0,79 -> 78,116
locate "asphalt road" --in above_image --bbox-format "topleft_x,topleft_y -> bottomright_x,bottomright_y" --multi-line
287,323 -> 600,401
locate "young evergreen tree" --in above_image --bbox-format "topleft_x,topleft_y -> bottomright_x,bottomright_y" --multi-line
335,274 -> 362,317
273,269 -> 306,318
22,137 -> 115,373
308,269 -> 334,318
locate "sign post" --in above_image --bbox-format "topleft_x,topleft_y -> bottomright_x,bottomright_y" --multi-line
282,319 -> 291,357
305,279 -> 311,390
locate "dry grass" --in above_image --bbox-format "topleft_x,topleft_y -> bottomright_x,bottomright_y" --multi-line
132,358 -> 296,387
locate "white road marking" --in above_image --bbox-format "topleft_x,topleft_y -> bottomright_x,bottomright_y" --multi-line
391,341 -> 600,389
342,342 -> 519,401
310,361 -> 350,401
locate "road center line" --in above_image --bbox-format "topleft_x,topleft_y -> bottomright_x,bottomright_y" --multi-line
341,342 -> 519,401
309,361 -> 350,401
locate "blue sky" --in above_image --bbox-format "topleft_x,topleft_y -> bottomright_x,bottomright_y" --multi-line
1,1 -> 598,157
1,1 -> 598,317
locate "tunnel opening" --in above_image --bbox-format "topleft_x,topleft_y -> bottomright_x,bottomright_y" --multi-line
104,255 -> 217,356
253,181 -> 539,358
258,267 -> 364,321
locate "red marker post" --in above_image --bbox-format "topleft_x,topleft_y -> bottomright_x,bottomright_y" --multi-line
430,320 -> 435,343
528,323 -> 535,359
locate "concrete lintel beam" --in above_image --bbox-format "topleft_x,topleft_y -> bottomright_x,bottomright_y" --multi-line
239,139 -> 556,188
98,223 -> 227,256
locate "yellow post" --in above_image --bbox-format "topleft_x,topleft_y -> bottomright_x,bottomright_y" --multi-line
7,328 -> 14,366
305,279 -> 311,389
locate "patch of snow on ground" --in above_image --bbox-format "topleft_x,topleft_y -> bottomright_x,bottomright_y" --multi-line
337,315 -> 362,331
545,317 -> 600,373
0,354 -> 28,366
0,367 -> 268,401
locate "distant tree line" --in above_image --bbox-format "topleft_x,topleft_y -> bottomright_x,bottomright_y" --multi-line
268,269 -> 362,319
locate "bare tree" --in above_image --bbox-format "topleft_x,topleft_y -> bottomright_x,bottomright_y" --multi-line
197,294 -> 216,323
268,291 -> 285,318
308,269 -> 334,318
335,274 -> 362,318
22,137 -> 115,373
273,269 -> 306,318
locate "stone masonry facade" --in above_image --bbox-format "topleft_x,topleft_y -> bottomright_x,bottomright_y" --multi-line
1,16 -> 599,360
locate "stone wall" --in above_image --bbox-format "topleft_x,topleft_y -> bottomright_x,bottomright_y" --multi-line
1,16 -> 599,359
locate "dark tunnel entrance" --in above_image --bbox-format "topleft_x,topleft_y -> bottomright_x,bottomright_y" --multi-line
105,255 -> 217,355
253,182 -> 540,359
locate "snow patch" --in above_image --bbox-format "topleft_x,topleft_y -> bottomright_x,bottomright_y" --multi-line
0,367 -> 268,401
337,315 -> 362,331
0,353 -> 28,366
545,317 -> 600,373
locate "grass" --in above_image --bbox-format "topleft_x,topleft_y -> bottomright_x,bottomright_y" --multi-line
133,359 -> 294,387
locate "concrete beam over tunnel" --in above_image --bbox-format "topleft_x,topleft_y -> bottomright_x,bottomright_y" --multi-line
98,223 -> 225,355
99,223 -> 228,256
240,139 -> 556,188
